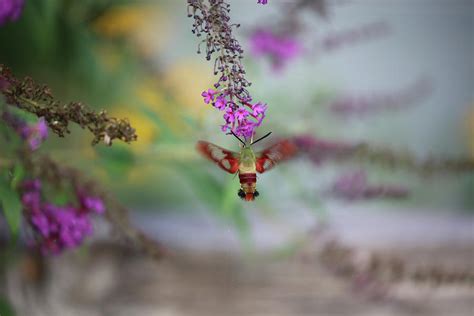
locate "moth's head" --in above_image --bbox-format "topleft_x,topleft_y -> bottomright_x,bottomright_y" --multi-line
231,131 -> 272,148
238,188 -> 259,201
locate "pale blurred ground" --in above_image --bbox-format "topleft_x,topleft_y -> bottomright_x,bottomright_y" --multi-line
6,208 -> 474,316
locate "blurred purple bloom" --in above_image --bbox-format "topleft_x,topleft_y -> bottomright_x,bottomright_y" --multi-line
201,89 -> 217,104
330,77 -> 433,118
250,30 -> 302,71
21,179 -> 104,255
23,117 -> 48,150
22,179 -> 41,191
257,0 -> 268,4
331,170 -> 409,201
2,112 -> 48,150
81,196 -> 106,214
0,0 -> 24,26
293,134 -> 358,165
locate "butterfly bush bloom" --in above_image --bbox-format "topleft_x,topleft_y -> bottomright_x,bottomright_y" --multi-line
21,179 -> 105,255
22,117 -> 48,150
0,0 -> 24,26
1,112 -> 48,150
330,170 -> 409,201
250,30 -> 303,71
188,0 -> 267,139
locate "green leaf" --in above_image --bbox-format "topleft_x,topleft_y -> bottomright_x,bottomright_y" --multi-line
95,143 -> 135,176
220,178 -> 239,218
0,176 -> 23,239
0,296 -> 15,316
10,163 -> 25,190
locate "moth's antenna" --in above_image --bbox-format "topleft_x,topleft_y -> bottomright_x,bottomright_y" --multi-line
251,132 -> 272,145
230,130 -> 246,146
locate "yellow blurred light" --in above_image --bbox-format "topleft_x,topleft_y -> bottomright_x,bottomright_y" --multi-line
136,80 -> 193,137
466,105 -> 474,157
111,107 -> 158,149
161,59 -> 217,134
93,4 -> 170,57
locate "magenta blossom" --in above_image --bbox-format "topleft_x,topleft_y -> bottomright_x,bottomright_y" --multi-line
234,107 -> 249,122
2,112 -> 48,151
22,179 -> 106,255
0,0 -> 24,26
213,95 -> 227,110
215,100 -> 267,138
22,117 -> 48,151
250,30 -> 302,71
257,0 -> 268,4
223,108 -> 235,124
201,89 -> 217,104
252,102 -> 267,116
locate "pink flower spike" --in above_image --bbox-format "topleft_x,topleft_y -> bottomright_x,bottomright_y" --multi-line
201,89 -> 217,104
214,95 -> 227,110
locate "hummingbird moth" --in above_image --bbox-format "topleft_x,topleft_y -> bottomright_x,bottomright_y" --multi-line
196,132 -> 298,201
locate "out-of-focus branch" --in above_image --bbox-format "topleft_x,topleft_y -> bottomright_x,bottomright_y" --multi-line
0,64 -> 137,145
319,240 -> 474,289
293,134 -> 474,174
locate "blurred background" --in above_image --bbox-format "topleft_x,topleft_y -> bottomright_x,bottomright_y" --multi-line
0,0 -> 473,315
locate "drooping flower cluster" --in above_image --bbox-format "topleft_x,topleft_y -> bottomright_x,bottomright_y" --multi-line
0,0 -> 24,26
21,179 -> 105,255
320,21 -> 391,52
330,76 -> 432,118
187,0 -> 267,139
2,111 -> 48,150
249,29 -> 303,71
0,64 -> 137,145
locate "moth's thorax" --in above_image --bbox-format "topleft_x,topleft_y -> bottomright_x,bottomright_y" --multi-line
239,147 -> 256,173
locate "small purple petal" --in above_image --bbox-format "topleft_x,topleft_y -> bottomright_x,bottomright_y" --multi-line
213,95 -> 227,111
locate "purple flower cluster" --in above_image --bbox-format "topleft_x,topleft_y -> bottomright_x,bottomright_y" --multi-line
249,30 -> 302,71
330,170 -> 409,201
1,112 -> 48,150
257,0 -> 268,4
22,179 -> 105,255
0,0 -> 24,26
201,88 -> 267,138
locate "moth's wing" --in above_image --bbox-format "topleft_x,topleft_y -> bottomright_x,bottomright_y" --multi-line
196,141 -> 240,174
255,139 -> 298,173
